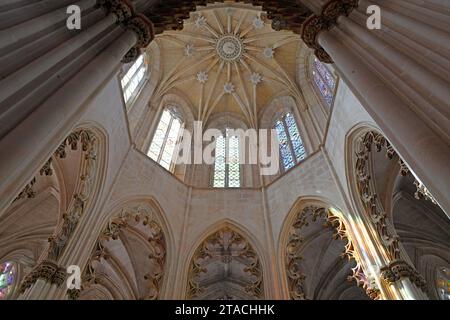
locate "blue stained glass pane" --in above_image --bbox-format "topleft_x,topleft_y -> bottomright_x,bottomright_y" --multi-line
275,120 -> 295,170
313,70 -> 333,106
285,113 -> 306,162
314,58 -> 335,90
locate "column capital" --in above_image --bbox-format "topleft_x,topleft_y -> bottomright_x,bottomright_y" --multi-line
301,0 -> 360,63
19,260 -> 66,294
96,0 -> 135,23
121,14 -> 154,63
380,260 -> 428,293
123,14 -> 155,49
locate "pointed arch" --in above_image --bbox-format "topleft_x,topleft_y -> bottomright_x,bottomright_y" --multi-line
72,198 -> 172,300
184,219 -> 266,300
7,124 -> 108,297
278,196 -> 377,300
345,125 -> 449,299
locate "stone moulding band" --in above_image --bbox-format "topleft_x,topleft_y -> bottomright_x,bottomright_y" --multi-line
301,0 -> 360,64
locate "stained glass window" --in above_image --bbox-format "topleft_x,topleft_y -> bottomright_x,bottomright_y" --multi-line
121,54 -> 147,104
436,267 -> 450,300
275,113 -> 307,171
213,129 -> 241,188
312,57 -> 335,106
0,261 -> 16,300
147,108 -> 183,172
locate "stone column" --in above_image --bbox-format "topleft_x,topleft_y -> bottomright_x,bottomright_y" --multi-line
0,2 -> 154,218
302,0 -> 450,214
300,0 -> 329,14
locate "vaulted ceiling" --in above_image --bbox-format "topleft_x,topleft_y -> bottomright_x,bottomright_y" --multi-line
147,2 -> 308,128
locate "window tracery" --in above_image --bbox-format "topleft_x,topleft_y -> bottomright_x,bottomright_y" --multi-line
213,129 -> 241,188
121,54 -> 147,104
312,57 -> 336,106
148,108 -> 184,172
274,113 -> 306,171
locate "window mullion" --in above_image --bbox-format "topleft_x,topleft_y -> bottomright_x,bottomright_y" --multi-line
225,135 -> 229,188
170,123 -> 184,172
283,117 -> 297,165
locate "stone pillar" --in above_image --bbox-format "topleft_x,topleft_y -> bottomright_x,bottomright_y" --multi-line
0,2 -> 154,218
302,0 -> 450,214
300,0 -> 329,14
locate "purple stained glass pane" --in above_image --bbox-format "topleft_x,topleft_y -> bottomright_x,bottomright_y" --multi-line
275,120 -> 295,170
285,113 -> 306,162
0,261 -> 15,300
313,71 -> 333,106
314,59 -> 335,90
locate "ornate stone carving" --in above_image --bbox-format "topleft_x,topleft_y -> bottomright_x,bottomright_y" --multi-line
187,227 -> 263,300
39,158 -> 53,176
143,1 -> 311,36
68,204 -> 166,300
19,260 -> 66,293
301,0 -> 360,63
14,130 -> 97,205
122,47 -> 142,63
355,132 -> 402,261
17,129 -> 99,293
380,260 -> 427,292
285,206 -> 325,300
123,14 -> 155,49
96,0 -> 135,23
14,178 -> 36,201
355,131 -> 429,293
414,180 -> 438,205
216,35 -> 244,62
120,14 -> 154,63
286,206 -> 380,300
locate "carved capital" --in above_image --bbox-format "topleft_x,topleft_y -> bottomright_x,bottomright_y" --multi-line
123,14 -> 155,49
301,0 -> 360,63
122,47 -> 142,64
96,0 -> 135,23
380,260 -> 427,292
323,0 -> 359,20
19,260 -> 66,293
67,288 -> 81,300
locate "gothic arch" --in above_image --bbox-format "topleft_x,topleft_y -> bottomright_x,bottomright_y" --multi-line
278,197 -> 375,300
15,125 -> 108,296
184,220 -> 267,300
344,126 -> 449,299
98,195 -> 176,268
73,198 -> 170,300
